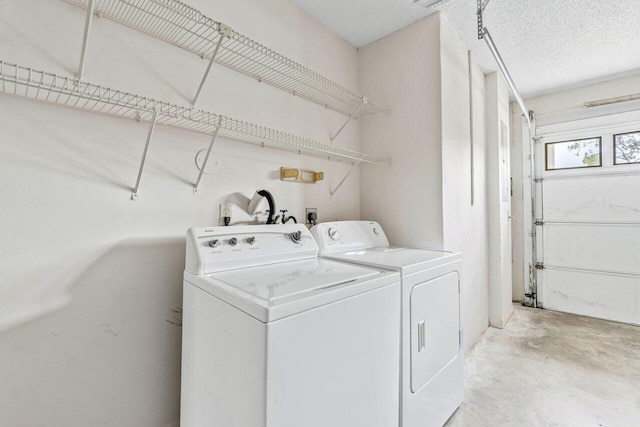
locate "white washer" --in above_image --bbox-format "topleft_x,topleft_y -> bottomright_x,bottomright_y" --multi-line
311,221 -> 464,427
181,224 -> 401,427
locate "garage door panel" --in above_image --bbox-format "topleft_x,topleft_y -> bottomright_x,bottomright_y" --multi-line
543,176 -> 640,222
544,224 -> 640,275
543,269 -> 640,326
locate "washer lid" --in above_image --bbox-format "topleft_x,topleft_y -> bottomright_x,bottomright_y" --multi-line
215,258 -> 379,301
184,258 -> 399,322
323,248 -> 462,275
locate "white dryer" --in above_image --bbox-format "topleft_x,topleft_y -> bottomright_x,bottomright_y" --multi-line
181,224 -> 401,427
311,221 -> 464,427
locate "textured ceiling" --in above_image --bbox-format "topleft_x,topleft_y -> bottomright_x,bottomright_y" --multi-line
292,0 -> 640,97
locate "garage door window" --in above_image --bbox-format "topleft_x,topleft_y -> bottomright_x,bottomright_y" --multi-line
546,137 -> 602,170
614,131 -> 640,165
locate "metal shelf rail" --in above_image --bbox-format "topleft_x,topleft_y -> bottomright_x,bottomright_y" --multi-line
67,0 -> 387,139
0,61 -> 389,199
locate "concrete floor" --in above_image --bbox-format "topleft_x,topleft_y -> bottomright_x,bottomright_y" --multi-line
446,305 -> 640,427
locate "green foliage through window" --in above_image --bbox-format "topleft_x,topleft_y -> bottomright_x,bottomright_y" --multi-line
567,141 -> 600,166
546,137 -> 601,170
614,131 -> 640,165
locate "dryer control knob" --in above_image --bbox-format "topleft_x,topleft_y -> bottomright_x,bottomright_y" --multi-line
372,228 -> 379,236
246,236 -> 256,245
208,239 -> 220,248
228,237 -> 238,246
328,227 -> 341,241
290,231 -> 303,243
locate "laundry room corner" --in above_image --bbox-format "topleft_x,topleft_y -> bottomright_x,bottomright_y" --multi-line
0,0 -> 366,424
5,0 -> 639,425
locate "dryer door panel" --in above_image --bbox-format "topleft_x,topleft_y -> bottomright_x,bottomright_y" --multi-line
410,272 -> 460,393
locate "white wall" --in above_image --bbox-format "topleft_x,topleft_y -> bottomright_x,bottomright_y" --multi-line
511,74 -> 640,303
440,17 -> 490,349
359,13 -> 491,350
485,72 -> 513,328
358,13 -> 444,250
0,0 -> 363,425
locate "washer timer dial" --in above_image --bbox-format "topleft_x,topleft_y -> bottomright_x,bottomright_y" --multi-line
328,227 -> 341,241
290,231 -> 303,244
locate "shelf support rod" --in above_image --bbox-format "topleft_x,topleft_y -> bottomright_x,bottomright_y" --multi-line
77,0 -> 96,80
330,101 -> 366,142
131,110 -> 158,200
330,156 -> 365,196
192,24 -> 233,106
194,116 -> 223,193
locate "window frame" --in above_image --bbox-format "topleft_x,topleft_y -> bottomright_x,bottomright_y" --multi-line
613,130 -> 640,166
545,136 -> 603,171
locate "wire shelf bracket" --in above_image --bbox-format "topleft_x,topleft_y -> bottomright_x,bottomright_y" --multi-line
192,24 -> 232,106
0,60 -> 390,197
76,0 -> 95,80
66,0 -> 387,119
330,100 -> 365,142
131,109 -> 158,200
330,156 -> 366,196
193,116 -> 223,193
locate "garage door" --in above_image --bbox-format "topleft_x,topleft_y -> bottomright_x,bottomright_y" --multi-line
534,113 -> 640,325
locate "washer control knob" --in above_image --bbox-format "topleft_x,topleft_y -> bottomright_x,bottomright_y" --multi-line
208,239 -> 220,248
290,231 -> 303,244
372,228 -> 379,236
328,227 -> 341,241
246,236 -> 256,245
228,237 -> 238,246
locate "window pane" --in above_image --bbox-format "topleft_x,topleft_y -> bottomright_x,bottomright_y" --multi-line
546,137 -> 602,170
614,131 -> 640,165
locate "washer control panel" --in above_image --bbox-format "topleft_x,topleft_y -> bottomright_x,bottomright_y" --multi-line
311,221 -> 389,254
186,224 -> 317,274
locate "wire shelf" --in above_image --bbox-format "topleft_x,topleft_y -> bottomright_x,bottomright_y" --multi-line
66,0 -> 387,118
0,61 -> 388,165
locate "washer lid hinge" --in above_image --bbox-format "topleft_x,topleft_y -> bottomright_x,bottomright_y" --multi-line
535,220 -> 544,226
535,263 -> 545,270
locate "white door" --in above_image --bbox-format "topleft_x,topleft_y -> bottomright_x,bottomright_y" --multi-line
534,111 -> 640,325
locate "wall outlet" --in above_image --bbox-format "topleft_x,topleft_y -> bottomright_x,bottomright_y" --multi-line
305,208 -> 318,225
220,203 -> 232,226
